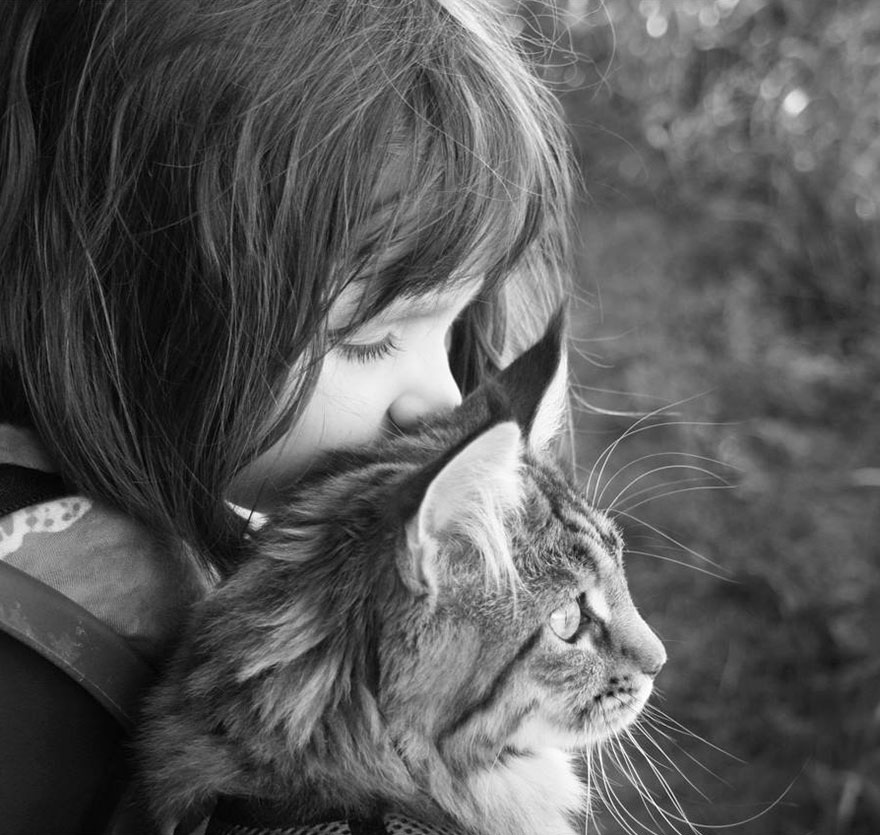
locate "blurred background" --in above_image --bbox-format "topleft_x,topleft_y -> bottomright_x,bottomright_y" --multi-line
522,0 -> 880,832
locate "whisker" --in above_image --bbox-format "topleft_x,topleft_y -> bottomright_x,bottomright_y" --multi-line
595,742 -> 652,835
585,409 -> 733,508
595,450 -> 739,483
663,775 -> 798,830
568,344 -> 616,370
619,483 -> 735,516
632,719 -> 713,801
610,740 -> 662,820
613,710 -> 795,833
636,711 -> 734,785
624,549 -> 732,582
605,736 -> 669,835
598,471 -> 731,518
571,393 -> 648,418
569,378 -> 670,418
592,707 -> 651,835
621,727 -> 700,835
583,392 -> 720,506
583,746 -> 594,835
606,476 -> 717,511
599,457 -> 733,512
613,510 -> 727,571
643,706 -> 746,763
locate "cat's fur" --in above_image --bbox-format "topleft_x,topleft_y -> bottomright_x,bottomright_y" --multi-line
138,316 -> 666,835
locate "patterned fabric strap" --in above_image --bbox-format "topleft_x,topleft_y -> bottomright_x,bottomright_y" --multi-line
206,800 -> 466,835
0,462 -> 157,728
205,812 -> 464,835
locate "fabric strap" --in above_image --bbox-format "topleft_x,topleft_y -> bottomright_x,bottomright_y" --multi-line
0,464 -> 155,728
205,805 -> 465,835
206,797 -> 390,835
0,559 -> 155,729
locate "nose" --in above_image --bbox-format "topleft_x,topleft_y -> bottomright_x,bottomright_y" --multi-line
387,351 -> 462,430
618,605 -> 667,678
633,627 -> 666,678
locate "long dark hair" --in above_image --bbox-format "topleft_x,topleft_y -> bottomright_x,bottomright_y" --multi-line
0,0 -> 573,574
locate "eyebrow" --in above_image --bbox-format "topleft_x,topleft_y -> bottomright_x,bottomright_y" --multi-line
330,278 -> 483,331
392,294 -> 454,317
387,281 -> 483,321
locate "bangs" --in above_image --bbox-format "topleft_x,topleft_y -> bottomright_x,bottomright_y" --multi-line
318,2 -> 572,332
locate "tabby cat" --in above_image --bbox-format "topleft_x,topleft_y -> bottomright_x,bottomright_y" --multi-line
138,316 -> 666,835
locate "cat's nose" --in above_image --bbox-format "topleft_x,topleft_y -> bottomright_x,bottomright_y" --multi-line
642,655 -> 665,678
638,634 -> 667,678
620,610 -> 667,678
387,360 -> 462,430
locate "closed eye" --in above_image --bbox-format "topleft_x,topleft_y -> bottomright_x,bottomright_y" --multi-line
337,333 -> 400,364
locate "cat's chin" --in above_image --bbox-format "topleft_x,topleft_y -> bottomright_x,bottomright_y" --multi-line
506,714 -> 581,753
583,681 -> 653,740
504,717 -> 609,757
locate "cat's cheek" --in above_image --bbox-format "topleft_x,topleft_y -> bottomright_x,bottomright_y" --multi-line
571,629 -> 599,655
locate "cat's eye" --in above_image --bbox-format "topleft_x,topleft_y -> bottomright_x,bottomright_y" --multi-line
549,599 -> 582,641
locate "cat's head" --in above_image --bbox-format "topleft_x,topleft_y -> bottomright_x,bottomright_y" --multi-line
378,312 -> 667,765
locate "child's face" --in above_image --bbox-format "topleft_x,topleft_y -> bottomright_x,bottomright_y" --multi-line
228,277 -> 483,511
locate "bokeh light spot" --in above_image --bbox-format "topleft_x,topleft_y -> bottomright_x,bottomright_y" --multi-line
782,88 -> 810,116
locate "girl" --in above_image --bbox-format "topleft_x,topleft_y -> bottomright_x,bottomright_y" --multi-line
0,0 -> 573,831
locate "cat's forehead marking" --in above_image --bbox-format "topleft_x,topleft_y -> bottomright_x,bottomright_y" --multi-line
531,467 -> 621,565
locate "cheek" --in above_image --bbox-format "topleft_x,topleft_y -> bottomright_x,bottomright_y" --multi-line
306,358 -> 395,445
231,367 -> 392,496
229,361 -> 400,508
226,424 -> 315,507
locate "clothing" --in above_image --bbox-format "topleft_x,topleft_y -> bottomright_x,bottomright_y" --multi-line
0,424 -> 208,663
0,425 -> 191,834
205,811 -> 464,835
206,798 -> 465,835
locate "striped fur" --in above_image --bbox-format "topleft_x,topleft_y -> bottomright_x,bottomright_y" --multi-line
138,318 -> 666,834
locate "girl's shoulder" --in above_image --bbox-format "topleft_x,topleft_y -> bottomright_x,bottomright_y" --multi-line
0,424 -> 209,663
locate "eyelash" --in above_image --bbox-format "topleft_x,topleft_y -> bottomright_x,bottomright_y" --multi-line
338,333 -> 399,364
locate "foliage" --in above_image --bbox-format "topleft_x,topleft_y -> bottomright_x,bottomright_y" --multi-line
526,0 -> 880,832
552,0 -> 880,340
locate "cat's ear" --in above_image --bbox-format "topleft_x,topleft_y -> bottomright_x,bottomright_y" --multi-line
401,421 -> 522,599
497,307 -> 568,454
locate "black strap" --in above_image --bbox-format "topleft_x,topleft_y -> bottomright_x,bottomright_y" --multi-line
0,462 -> 69,516
208,797 -> 389,835
349,819 -> 389,835
0,560 -> 156,728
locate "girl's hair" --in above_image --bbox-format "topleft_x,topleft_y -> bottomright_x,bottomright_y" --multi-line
0,0 -> 573,574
